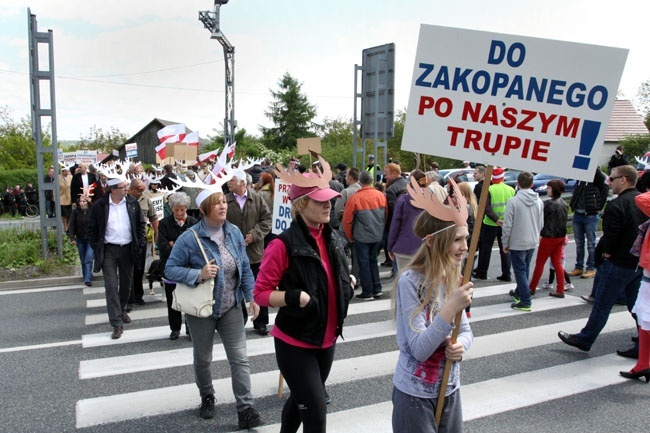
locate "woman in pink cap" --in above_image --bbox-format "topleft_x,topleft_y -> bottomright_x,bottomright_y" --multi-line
254,157 -> 354,433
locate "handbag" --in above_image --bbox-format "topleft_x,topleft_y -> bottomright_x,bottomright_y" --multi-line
171,229 -> 216,318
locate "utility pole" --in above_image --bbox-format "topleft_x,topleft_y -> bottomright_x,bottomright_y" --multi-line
198,1 -> 236,147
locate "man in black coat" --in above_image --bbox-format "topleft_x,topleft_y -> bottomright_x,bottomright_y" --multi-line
70,163 -> 98,202
88,178 -> 146,340
559,165 -> 646,352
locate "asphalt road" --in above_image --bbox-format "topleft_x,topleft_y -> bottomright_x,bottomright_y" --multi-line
0,241 -> 646,433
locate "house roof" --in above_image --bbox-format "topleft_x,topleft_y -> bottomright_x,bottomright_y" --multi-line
605,99 -> 649,141
121,118 -> 192,148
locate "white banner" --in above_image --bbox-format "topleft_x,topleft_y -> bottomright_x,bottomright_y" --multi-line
402,25 -> 628,181
149,194 -> 165,221
125,143 -> 138,158
272,180 -> 293,235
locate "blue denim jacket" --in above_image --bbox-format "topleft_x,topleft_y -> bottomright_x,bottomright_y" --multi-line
164,219 -> 255,319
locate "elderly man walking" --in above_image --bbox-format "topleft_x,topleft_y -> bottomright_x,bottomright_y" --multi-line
226,168 -> 272,335
88,177 -> 146,339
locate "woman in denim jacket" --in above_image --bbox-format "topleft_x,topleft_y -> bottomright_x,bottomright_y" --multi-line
165,190 -> 264,429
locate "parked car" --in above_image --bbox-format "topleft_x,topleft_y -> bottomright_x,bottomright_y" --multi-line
437,168 -> 478,190
503,169 -> 522,189
531,173 -> 576,196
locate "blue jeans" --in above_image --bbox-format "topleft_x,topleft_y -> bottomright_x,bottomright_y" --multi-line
75,238 -> 94,283
572,213 -> 599,270
509,249 -> 534,305
575,260 -> 641,348
354,241 -> 382,296
186,305 -> 254,411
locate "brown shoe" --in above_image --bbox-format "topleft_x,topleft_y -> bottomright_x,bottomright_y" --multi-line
568,268 -> 584,277
549,291 -> 565,298
581,270 -> 596,279
122,312 -> 131,324
111,326 -> 123,339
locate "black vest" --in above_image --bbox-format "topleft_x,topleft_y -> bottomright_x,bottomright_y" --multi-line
274,216 -> 353,346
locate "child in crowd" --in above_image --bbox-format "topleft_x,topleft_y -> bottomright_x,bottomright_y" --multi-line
392,178 -> 474,432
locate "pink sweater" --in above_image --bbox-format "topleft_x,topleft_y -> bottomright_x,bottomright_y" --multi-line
254,225 -> 339,349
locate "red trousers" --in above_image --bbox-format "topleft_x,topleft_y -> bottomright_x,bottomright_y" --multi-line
530,237 -> 565,293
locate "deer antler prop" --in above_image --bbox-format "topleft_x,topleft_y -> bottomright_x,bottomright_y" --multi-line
274,154 -> 332,189
407,176 -> 468,229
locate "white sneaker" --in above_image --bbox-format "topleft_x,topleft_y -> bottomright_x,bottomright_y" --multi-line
542,283 -> 553,290
565,283 -> 574,292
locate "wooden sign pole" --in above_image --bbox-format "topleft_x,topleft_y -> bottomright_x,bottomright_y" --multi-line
435,165 -> 494,425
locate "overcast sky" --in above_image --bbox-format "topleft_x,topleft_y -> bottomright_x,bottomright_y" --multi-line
1,0 -> 648,141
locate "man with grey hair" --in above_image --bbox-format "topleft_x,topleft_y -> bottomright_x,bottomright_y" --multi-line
226,169 -> 272,334
128,178 -> 159,306
342,170 -> 388,300
88,178 -> 146,339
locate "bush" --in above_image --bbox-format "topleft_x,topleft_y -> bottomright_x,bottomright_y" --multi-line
0,168 -> 39,191
0,225 -> 77,280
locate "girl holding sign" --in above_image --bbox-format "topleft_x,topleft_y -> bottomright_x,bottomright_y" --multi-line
392,178 -> 474,432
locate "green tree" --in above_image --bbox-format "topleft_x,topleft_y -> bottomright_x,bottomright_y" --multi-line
620,134 -> 650,161
320,117 -> 354,168
260,73 -> 318,151
77,125 -> 128,152
207,127 -> 290,164
636,79 -> 650,116
0,108 -> 45,170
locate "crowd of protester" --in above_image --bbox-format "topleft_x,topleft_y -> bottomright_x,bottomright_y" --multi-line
8,147 -> 650,430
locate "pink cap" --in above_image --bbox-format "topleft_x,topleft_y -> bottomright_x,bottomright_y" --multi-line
289,184 -> 341,202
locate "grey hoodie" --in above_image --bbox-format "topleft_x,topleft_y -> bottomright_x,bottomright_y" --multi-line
502,188 -> 544,251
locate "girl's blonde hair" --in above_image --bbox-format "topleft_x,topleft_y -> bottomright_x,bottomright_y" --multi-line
457,182 -> 477,220
392,211 -> 463,329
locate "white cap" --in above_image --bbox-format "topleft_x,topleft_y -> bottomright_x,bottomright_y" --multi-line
196,189 -> 213,207
107,178 -> 125,187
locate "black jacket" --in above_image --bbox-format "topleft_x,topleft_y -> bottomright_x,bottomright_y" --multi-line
570,168 -> 608,214
68,207 -> 90,240
87,193 -> 146,273
157,215 -> 198,273
274,215 -> 354,346
70,172 -> 98,200
540,198 -> 568,238
597,188 -> 647,269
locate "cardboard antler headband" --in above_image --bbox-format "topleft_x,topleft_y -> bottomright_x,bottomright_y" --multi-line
407,176 -> 468,229
274,154 -> 332,189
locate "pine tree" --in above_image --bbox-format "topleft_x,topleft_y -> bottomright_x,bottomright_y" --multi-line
260,73 -> 318,151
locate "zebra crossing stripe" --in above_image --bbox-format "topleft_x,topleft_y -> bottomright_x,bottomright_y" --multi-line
233,354 -> 630,433
80,294 -> 585,348
75,311 -> 633,426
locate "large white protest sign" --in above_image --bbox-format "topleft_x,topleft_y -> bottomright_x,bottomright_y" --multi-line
403,25 -> 628,181
149,194 -> 165,221
272,180 -> 293,235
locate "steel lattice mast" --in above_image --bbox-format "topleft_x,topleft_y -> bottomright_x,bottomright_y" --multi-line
199,1 -> 235,146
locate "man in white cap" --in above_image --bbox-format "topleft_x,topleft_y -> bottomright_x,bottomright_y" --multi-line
88,176 -> 146,339
226,168 -> 273,335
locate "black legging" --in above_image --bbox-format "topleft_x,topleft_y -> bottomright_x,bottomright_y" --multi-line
164,281 -> 182,331
275,338 -> 335,433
